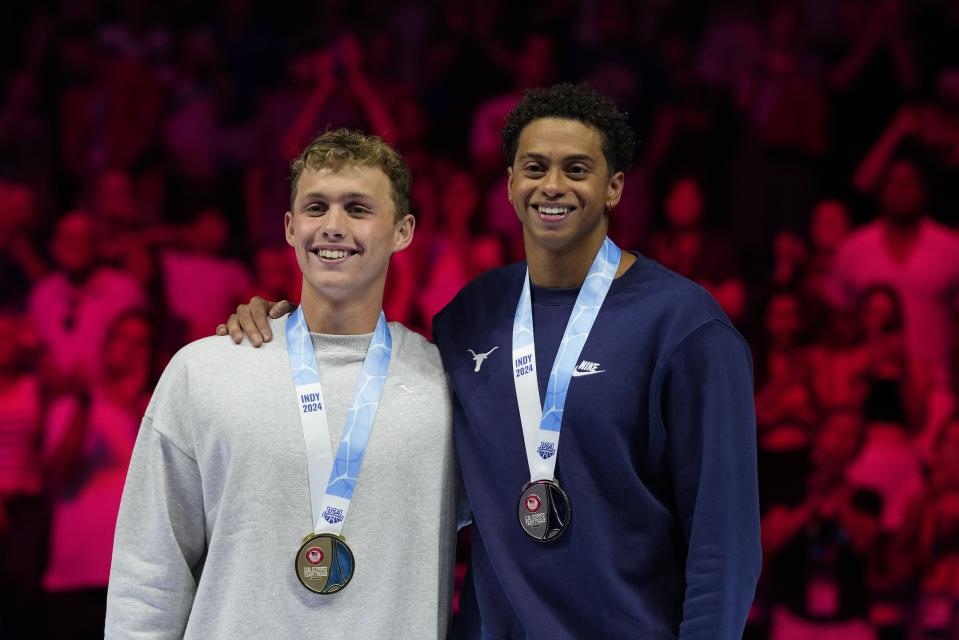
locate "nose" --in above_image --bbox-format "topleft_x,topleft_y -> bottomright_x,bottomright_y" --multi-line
541,166 -> 565,198
320,206 -> 348,241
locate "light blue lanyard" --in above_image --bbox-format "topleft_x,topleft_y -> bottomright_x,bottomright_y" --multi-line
511,237 -> 621,481
286,307 -> 392,534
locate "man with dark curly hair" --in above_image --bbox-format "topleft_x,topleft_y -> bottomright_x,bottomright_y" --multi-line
225,84 -> 760,639
432,83 -> 760,639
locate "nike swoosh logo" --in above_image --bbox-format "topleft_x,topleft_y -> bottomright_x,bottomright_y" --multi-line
570,369 -> 605,377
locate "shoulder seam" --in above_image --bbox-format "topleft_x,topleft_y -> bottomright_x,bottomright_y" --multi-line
142,414 -> 198,463
649,318 -> 751,433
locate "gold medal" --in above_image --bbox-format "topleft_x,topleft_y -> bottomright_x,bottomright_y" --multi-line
295,532 -> 355,594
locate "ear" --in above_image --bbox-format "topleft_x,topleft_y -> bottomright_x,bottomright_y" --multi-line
606,171 -> 625,211
284,211 -> 295,247
392,213 -> 415,253
506,166 -> 514,204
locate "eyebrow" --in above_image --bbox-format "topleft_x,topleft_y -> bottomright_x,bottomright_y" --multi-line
519,153 -> 595,163
297,191 -> 375,203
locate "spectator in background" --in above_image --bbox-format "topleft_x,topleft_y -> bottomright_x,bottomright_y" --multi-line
42,311 -> 153,640
246,34 -> 393,246
470,33 -> 556,181
806,198 -> 853,302
812,284 -> 927,426
56,25 -> 163,212
249,245 -> 299,308
762,408 -> 881,640
96,0 -> 171,68
160,208 -> 251,343
416,170 -> 506,328
0,181 -> 48,307
768,230 -> 808,292
89,169 -> 139,241
901,417 -> 959,638
754,289 -> 819,531
161,27 -> 226,219
27,211 -> 145,394
828,155 -> 959,445
854,97 -> 959,229
86,169 -> 179,285
649,175 -> 746,323
856,286 -> 929,430
755,290 -> 818,431
474,34 -> 557,259
0,70 -> 53,216
824,0 -> 919,183
734,3 -> 828,243
0,309 -> 47,639
845,401 -> 925,536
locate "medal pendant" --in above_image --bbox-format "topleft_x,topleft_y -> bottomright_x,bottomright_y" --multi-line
295,532 -> 355,594
517,479 -> 571,542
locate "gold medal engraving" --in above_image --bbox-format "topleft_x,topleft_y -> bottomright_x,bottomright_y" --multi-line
295,533 -> 355,594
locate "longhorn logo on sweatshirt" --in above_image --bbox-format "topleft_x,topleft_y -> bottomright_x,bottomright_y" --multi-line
468,346 -> 499,372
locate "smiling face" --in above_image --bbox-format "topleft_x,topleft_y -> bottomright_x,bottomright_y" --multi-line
285,165 -> 414,307
507,117 -> 624,259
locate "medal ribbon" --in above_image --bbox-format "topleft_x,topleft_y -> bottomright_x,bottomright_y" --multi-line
286,307 -> 392,536
512,236 -> 621,482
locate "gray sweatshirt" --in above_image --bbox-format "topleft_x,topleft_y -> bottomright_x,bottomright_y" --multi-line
106,317 -> 457,639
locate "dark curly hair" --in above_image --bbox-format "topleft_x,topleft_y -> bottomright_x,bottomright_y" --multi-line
501,83 -> 636,174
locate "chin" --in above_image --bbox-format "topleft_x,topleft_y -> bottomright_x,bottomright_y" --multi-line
524,225 -> 582,251
303,274 -> 355,299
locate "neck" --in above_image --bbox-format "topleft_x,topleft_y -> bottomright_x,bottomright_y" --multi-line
299,281 -> 383,335
810,468 -> 844,494
676,224 -> 702,236
525,229 -> 634,288
0,368 -> 17,389
883,215 -> 922,234
65,267 -> 93,286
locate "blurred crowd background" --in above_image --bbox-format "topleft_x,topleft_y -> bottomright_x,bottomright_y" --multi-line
2,0 -> 959,638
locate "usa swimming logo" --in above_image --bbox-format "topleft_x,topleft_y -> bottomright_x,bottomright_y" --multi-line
322,506 -> 344,524
537,442 -> 555,459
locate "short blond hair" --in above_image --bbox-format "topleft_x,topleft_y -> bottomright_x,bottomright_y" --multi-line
289,129 -> 411,220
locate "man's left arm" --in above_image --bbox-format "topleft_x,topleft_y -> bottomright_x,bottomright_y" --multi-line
659,319 -> 761,640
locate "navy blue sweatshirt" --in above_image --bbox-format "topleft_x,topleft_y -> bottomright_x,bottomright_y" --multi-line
432,254 -> 761,640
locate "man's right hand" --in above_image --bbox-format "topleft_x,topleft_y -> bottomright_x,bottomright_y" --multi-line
215,296 -> 295,347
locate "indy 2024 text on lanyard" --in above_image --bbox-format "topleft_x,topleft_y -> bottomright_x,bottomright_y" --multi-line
512,236 -> 621,542
286,307 -> 392,593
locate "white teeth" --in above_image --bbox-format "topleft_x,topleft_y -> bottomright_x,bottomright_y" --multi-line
539,206 -> 571,216
317,249 -> 350,259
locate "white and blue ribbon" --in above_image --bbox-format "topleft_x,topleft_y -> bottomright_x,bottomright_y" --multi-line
286,307 -> 392,536
512,237 -> 621,482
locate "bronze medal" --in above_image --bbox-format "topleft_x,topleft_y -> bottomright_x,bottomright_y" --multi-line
295,532 -> 355,594
517,479 -> 571,542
